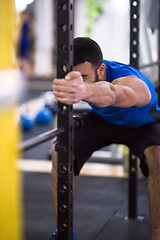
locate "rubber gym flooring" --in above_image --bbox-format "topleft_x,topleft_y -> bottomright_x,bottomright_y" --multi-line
20,84 -> 151,240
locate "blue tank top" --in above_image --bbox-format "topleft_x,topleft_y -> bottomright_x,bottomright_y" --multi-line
89,60 -> 160,128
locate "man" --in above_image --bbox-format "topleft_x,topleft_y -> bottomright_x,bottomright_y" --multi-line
51,37 -> 160,240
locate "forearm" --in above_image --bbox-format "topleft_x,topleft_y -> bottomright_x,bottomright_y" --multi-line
83,81 -> 146,108
83,81 -> 117,107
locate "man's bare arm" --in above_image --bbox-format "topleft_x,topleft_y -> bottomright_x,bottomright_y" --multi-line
52,72 -> 151,108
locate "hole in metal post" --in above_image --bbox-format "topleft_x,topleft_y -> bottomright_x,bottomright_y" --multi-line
133,14 -> 137,19
132,53 -> 137,59
62,65 -> 68,72
60,3 -> 67,10
60,24 -> 67,32
60,223 -> 67,231
60,204 -> 68,212
59,65 -> 68,73
70,24 -> 73,31
61,165 -> 67,174
70,3 -> 73,10
60,44 -> 67,52
63,185 -> 67,190
132,40 -> 137,45
60,184 -> 67,193
132,1 -> 138,7
132,27 -> 137,32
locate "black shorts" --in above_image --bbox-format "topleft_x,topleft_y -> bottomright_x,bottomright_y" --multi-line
73,111 -> 160,177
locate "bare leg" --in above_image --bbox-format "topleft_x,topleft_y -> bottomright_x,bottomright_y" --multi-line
51,143 -> 75,216
144,146 -> 160,240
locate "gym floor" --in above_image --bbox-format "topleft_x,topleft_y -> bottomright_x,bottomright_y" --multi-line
19,79 -> 151,240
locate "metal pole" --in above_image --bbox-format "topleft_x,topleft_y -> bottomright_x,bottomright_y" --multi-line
128,152 -> 138,218
129,0 -> 140,219
18,117 -> 82,152
55,1 -> 74,240
18,127 -> 65,152
130,0 -> 140,68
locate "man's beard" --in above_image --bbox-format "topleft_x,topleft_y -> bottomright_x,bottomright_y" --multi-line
95,71 -> 100,82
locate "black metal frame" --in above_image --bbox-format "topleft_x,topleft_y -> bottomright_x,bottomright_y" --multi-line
18,127 -> 65,152
130,0 -> 140,69
129,0 -> 140,219
18,0 -> 160,234
56,1 -> 74,240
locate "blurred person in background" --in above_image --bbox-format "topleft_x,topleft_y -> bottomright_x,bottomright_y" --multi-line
17,10 -> 35,79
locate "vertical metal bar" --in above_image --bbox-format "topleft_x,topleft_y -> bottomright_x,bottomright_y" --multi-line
128,152 -> 137,218
129,0 -> 140,219
130,0 -> 140,68
55,1 -> 74,240
158,0 -> 160,105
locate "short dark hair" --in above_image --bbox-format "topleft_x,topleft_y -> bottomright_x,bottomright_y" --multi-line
73,37 -> 103,68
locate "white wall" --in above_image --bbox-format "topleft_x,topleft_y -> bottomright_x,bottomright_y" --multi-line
34,0 -> 54,76
74,0 -> 130,63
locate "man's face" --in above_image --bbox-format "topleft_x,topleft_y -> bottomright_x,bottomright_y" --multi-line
73,61 -> 99,83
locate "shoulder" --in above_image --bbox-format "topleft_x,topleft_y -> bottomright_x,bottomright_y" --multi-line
112,75 -> 149,90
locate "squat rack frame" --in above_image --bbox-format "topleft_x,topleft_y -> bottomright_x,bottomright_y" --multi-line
129,0 -> 140,219
19,0 -> 160,238
55,1 -> 74,240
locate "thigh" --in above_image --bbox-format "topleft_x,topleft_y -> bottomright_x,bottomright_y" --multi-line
126,121 -> 160,177
126,121 -> 160,159
73,111 -> 115,175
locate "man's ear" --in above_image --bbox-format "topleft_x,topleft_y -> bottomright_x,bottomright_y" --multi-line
97,63 -> 106,81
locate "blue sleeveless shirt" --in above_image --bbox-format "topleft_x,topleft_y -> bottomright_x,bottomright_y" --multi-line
89,60 -> 160,128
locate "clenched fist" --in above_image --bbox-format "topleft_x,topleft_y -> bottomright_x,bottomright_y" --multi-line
52,71 -> 88,105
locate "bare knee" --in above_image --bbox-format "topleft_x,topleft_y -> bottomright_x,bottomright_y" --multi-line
144,146 -> 160,176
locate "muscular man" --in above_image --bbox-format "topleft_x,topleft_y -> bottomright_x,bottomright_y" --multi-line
51,37 -> 160,240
